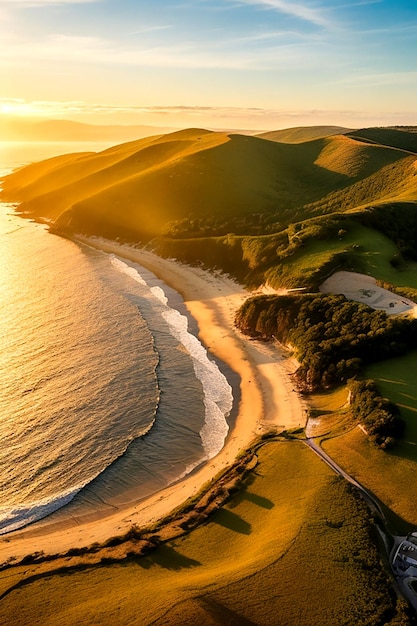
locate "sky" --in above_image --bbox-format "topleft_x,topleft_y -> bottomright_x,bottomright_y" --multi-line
0,0 -> 416,130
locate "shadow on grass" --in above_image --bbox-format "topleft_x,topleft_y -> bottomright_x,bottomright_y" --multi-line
138,544 -> 201,571
242,491 -> 274,509
213,509 -> 252,535
228,474 -> 275,511
198,596 -> 258,626
388,440 -> 417,464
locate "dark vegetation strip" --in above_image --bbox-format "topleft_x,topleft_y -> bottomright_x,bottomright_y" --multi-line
0,447 -> 261,573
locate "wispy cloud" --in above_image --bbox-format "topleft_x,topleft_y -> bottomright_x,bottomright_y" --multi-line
355,23 -> 417,37
337,1 -> 382,8
127,25 -> 174,36
0,31 -> 330,72
2,98 -> 415,131
2,0 -> 99,6
335,71 -> 417,88
231,0 -> 335,28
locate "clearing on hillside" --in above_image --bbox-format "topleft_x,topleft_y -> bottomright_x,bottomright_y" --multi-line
320,271 -> 416,315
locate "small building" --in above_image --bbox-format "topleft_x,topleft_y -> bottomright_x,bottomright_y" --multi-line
393,534 -> 417,576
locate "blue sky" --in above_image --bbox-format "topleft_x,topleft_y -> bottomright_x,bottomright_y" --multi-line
1,0 -> 416,129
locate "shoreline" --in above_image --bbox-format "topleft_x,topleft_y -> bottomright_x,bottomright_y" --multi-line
0,236 -> 307,564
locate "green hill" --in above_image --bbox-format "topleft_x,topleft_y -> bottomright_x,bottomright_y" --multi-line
3,123 -> 417,494
347,126 -> 417,154
2,126 -> 415,245
258,125 -> 352,143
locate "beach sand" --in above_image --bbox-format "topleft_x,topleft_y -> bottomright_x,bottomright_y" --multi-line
0,238 -> 307,563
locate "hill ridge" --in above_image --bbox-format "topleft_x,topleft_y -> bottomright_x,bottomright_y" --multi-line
2,126 -> 416,244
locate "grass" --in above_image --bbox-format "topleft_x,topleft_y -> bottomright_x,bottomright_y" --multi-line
155,214 -> 417,291
307,154 -> 417,217
367,352 -> 417,443
258,125 -> 351,143
307,387 -> 352,438
264,238 -> 343,288
347,127 -> 417,154
0,441 -> 407,625
2,128 -> 415,243
323,428 -> 417,530
307,340 -> 417,530
262,222 -> 406,289
307,356 -> 417,527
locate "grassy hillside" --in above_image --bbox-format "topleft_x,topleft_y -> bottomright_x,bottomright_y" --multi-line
2,125 -> 417,294
258,125 -> 352,143
2,126 -> 416,245
348,126 -> 417,154
0,441 -> 409,625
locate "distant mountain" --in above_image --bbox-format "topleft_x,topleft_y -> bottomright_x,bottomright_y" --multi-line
257,126 -> 352,143
0,117 -> 179,143
2,126 -> 416,246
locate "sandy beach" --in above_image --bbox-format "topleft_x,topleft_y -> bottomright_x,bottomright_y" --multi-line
0,238 -> 306,564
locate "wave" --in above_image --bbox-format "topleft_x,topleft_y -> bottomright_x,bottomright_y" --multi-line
0,243 -> 232,535
0,409 -> 159,536
109,254 -> 232,459
0,485 -> 84,535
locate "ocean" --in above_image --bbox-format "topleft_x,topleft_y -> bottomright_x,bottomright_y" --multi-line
0,141 -> 233,534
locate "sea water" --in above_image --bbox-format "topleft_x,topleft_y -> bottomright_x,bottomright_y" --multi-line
0,143 -> 232,534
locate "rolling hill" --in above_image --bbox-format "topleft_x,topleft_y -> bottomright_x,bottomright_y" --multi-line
1,124 -> 416,295
257,125 -> 352,143
347,126 -> 417,154
2,126 -> 416,249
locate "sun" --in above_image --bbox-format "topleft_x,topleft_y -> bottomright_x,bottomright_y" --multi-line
0,101 -> 38,117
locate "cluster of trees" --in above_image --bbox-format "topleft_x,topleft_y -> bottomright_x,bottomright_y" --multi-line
289,295 -> 417,390
236,293 -> 417,390
349,379 -> 405,449
358,202 -> 417,261
160,209 -> 355,244
235,292 -> 417,446
161,213 -> 282,239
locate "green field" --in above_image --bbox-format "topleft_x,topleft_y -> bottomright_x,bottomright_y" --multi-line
0,441 -> 408,625
367,352 -> 417,443
315,351 -> 417,528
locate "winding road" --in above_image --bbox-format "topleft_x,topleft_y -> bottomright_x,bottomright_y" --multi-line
305,433 -> 417,613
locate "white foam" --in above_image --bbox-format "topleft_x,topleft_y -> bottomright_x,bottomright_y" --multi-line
151,285 -> 168,304
0,485 -> 83,535
110,255 -> 147,286
161,307 -> 232,458
111,256 -> 232,460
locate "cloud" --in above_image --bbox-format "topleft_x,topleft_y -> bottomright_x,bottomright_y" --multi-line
230,0 -> 334,28
334,71 -> 417,88
1,30 -> 327,72
2,97 -> 416,130
355,23 -> 417,38
2,0 -> 99,6
337,0 -> 382,7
